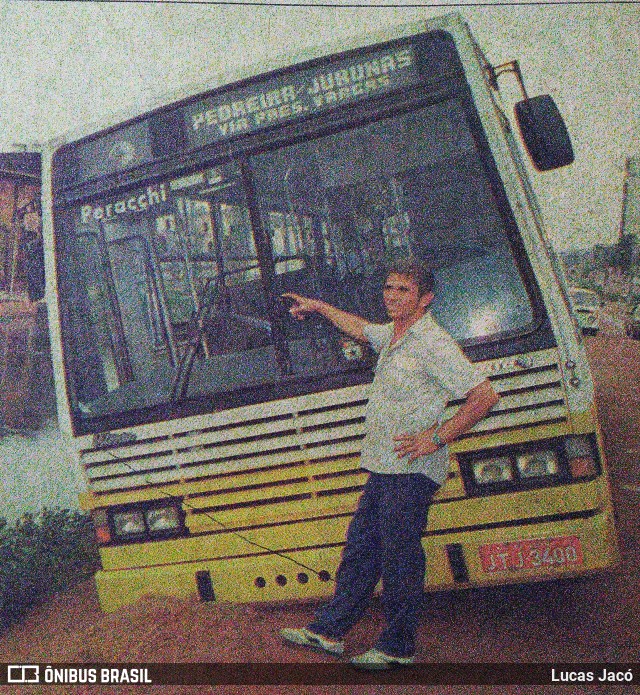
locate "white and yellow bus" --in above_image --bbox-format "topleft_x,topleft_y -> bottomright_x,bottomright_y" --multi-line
40,13 -> 618,612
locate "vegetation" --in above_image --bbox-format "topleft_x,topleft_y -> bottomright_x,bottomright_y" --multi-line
0,508 -> 100,630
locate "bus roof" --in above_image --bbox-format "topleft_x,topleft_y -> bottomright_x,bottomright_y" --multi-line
43,12 -> 467,152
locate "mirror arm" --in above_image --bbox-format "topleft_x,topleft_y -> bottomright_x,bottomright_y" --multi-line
487,60 -> 530,101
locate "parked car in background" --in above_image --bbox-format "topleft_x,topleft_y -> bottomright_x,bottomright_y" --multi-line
569,288 -> 602,335
626,304 -> 640,340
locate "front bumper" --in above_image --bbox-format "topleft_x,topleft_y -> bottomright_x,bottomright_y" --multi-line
94,507 -> 618,613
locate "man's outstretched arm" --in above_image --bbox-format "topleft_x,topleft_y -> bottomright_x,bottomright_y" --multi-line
282,292 -> 370,343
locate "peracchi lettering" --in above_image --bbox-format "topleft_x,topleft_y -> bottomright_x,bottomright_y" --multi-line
80,184 -> 168,224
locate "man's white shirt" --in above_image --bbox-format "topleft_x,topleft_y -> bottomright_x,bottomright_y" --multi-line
361,313 -> 485,484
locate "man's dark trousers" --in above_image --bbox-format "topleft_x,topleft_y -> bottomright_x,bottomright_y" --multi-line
307,471 -> 440,657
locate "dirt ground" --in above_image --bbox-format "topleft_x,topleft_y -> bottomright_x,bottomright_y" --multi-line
0,580 -> 621,695
0,335 -> 638,695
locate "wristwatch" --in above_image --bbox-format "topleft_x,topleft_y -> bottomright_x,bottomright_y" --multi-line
432,430 -> 446,448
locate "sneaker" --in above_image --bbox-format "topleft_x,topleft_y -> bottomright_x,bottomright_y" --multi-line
350,648 -> 414,670
280,627 -> 345,656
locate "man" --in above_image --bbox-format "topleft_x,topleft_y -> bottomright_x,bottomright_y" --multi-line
280,259 -> 499,669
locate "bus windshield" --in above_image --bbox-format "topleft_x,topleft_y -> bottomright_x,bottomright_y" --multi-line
57,98 -> 536,431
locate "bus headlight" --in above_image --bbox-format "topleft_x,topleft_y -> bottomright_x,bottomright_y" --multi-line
461,435 -> 600,495
146,505 -> 182,532
516,450 -> 559,478
108,501 -> 187,543
472,456 -> 514,484
113,510 -> 146,539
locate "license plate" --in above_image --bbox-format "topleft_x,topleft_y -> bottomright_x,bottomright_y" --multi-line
479,536 -> 584,573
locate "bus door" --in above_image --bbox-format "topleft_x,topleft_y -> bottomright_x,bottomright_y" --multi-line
167,166 -> 284,403
60,163 -> 286,421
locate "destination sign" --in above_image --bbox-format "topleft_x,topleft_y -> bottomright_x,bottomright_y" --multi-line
55,41 -> 425,192
184,45 -> 419,148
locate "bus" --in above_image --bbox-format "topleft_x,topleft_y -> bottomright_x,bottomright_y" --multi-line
40,13 -> 618,612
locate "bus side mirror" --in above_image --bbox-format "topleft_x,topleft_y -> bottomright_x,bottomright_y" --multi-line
514,95 -> 574,172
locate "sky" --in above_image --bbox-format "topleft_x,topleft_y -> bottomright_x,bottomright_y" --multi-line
0,0 -> 638,251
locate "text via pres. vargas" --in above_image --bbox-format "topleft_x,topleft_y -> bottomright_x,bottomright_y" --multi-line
41,666 -> 152,685
188,47 -> 416,144
551,668 -> 634,683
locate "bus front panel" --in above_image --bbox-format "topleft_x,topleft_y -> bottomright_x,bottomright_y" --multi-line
46,16 -> 618,611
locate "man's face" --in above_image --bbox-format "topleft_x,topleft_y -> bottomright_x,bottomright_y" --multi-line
383,273 -> 434,322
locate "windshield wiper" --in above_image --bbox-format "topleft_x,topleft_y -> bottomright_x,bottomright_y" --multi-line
170,278 -> 220,404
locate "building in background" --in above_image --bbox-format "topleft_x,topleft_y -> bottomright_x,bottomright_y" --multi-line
0,152 -> 53,431
561,155 -> 640,305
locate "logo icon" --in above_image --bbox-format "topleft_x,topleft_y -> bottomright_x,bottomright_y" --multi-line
7,665 -> 40,684
108,140 -> 137,168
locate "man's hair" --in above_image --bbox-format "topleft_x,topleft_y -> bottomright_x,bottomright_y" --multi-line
385,258 -> 435,297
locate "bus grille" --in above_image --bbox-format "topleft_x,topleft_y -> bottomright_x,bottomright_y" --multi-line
80,348 -> 568,498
